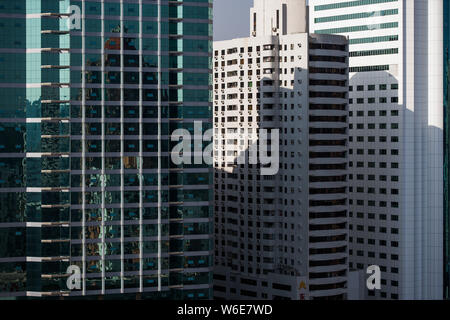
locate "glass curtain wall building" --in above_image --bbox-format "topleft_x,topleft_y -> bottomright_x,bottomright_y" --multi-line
445,0 -> 450,300
0,0 -> 213,299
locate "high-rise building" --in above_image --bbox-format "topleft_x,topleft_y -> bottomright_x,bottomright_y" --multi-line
309,0 -> 444,300
213,0 -> 350,300
444,0 -> 450,300
0,0 -> 213,299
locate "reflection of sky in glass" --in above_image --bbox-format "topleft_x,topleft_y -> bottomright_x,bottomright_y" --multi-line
444,0 -> 450,299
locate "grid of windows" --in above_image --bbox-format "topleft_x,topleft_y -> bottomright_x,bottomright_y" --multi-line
0,0 -> 213,299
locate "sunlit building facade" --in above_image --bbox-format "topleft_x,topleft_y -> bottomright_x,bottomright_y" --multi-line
0,0 -> 213,299
310,0 -> 444,300
213,0 -> 350,300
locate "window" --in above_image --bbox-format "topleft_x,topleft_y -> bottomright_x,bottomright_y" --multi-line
350,48 -> 398,57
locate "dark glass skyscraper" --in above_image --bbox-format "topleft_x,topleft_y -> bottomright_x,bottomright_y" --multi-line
0,0 -> 213,299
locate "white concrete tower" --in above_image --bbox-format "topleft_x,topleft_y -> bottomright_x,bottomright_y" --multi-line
309,0 -> 444,300
250,0 -> 309,37
214,0 -> 350,300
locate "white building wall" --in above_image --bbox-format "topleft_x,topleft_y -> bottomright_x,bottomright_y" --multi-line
214,0 -> 349,300
309,0 -> 444,300
250,0 -> 308,37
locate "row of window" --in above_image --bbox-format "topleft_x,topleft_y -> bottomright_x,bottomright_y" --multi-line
314,0 -> 398,11
350,110 -> 398,117
350,123 -> 399,129
349,174 -> 399,181
350,97 -> 398,104
352,250 -> 399,261
315,9 -> 398,24
69,207 -> 210,221
215,43 -> 300,56
215,55 -> 300,68
71,1 -> 212,19
350,48 -> 398,57
350,212 -> 399,220
349,162 -> 399,169
349,65 -> 390,73
350,83 -> 398,91
349,35 -> 398,45
70,105 -> 210,118
349,148 -> 399,155
315,22 -> 398,35
349,136 -> 399,143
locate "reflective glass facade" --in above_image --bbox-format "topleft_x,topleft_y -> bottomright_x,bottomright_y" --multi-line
0,0 -> 213,299
445,0 -> 450,300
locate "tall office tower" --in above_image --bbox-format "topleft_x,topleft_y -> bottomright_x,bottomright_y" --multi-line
213,0 -> 350,300
0,0 -> 213,299
445,0 -> 450,300
309,0 -> 444,300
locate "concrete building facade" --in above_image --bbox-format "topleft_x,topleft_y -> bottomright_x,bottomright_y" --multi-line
309,0 -> 444,300
213,0 -> 350,300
